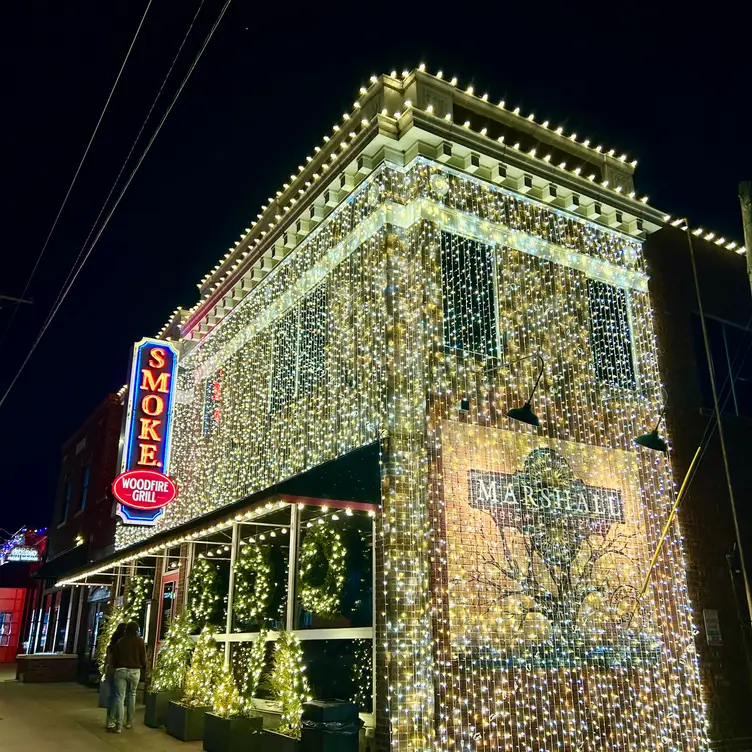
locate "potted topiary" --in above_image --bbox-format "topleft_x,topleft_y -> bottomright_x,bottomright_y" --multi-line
260,631 -> 311,752
203,663 -> 263,752
166,627 -> 222,741
144,612 -> 194,727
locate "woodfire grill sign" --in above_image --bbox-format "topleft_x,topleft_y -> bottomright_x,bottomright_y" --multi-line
114,338 -> 179,525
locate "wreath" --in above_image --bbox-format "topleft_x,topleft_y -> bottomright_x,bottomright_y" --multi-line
233,544 -> 273,623
299,523 -> 346,616
189,557 -> 224,627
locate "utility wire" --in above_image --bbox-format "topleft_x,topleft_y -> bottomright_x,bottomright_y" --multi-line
0,0 -> 232,413
0,0 -> 154,352
47,0 -> 209,320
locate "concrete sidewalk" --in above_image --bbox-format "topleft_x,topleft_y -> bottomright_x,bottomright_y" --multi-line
0,665 -> 200,751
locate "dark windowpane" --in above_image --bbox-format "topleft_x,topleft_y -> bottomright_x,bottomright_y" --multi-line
692,315 -> 733,413
587,279 -> 636,390
441,232 -> 498,360
80,465 -> 90,511
270,309 -> 299,412
720,322 -> 752,419
301,638 -> 373,711
298,286 -> 327,397
203,369 -> 223,437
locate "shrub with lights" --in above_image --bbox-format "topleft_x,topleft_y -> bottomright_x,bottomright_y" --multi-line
181,626 -> 223,708
267,631 -> 311,738
151,611 -> 195,692
233,628 -> 269,708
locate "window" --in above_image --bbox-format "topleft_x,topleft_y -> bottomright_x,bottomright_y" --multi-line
269,287 -> 328,412
0,612 -> 12,647
587,279 -> 636,390
440,232 -> 498,360
79,464 -> 90,512
692,314 -> 752,419
61,478 -> 72,524
203,369 -> 224,438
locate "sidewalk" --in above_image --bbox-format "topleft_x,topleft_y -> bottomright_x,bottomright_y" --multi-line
0,664 -> 201,751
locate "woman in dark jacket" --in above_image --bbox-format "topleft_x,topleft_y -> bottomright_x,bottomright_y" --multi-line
105,623 -> 127,730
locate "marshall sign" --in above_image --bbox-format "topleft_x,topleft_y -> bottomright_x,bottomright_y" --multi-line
115,338 -> 179,525
469,447 -> 624,536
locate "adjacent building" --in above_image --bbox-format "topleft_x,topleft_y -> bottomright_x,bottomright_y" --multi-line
645,227 -> 752,750
25,392 -> 123,664
52,68 -> 751,750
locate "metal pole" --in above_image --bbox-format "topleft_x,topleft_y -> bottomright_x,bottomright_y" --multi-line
285,505 -> 299,632
72,587 -> 85,655
224,523 -> 240,667
739,182 -> 752,296
637,446 -> 702,602
686,223 -> 752,634
62,588 -> 75,653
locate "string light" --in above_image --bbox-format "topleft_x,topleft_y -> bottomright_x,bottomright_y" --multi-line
113,76 -> 707,749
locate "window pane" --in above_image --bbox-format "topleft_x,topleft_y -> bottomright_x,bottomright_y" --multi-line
270,309 -> 299,412
692,315 -> 732,413
723,323 -> 752,419
203,370 -> 223,438
301,638 -> 373,712
441,232 -> 498,360
232,506 -> 291,632
298,286 -> 327,397
295,507 -> 373,630
587,280 -> 636,390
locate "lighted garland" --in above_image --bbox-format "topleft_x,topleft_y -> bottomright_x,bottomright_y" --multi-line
189,556 -> 225,627
234,628 -> 269,709
351,639 -> 373,712
298,523 -> 346,617
125,574 -> 153,620
233,544 -> 273,623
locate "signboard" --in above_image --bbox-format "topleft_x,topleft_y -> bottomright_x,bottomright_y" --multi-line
442,421 -> 656,668
115,338 -> 179,525
6,546 -> 41,563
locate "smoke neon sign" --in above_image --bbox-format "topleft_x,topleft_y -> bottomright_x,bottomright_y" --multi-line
115,338 -> 179,525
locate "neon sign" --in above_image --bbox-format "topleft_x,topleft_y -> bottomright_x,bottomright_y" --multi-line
115,338 -> 179,525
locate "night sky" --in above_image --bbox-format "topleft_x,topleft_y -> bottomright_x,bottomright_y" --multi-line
1,3 -> 750,535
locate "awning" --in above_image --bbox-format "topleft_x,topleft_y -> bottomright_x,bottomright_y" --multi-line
57,442 -> 381,587
34,543 -> 89,581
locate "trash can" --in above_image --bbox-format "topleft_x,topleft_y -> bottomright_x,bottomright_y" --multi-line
301,701 -> 363,752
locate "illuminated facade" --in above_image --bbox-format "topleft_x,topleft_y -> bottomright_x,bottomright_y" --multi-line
61,70 -> 711,750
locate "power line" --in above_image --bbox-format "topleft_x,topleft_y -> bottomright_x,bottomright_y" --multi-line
0,0 -> 154,352
0,0 -> 233,414
47,0 -> 209,321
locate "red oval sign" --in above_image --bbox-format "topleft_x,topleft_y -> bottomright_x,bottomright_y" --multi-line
112,469 -> 177,511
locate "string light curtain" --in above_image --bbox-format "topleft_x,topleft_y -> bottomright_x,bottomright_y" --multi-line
115,160 -> 706,751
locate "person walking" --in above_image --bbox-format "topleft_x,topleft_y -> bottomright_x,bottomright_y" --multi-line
105,623 -> 127,731
110,621 -> 146,733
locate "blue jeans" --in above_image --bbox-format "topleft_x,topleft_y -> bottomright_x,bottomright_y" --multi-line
105,672 -> 120,727
113,668 -> 140,728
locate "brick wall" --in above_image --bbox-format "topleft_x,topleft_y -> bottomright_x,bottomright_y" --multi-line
645,227 -> 752,746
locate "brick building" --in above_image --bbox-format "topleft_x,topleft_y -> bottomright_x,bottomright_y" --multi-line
25,392 -> 123,664
646,227 -> 752,751
54,68 -> 748,750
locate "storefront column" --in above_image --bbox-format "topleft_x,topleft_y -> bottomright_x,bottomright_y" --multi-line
72,587 -> 85,655
285,504 -> 299,632
224,523 -> 240,666
62,587 -> 74,652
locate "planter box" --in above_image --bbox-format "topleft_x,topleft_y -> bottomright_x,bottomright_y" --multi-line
166,701 -> 209,741
144,689 -> 182,728
203,713 -> 263,752
260,729 -> 300,752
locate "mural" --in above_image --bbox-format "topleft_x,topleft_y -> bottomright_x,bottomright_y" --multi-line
443,421 -> 658,668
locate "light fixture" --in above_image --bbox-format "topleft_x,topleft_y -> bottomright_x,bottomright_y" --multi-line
487,353 -> 545,427
635,412 -> 668,452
